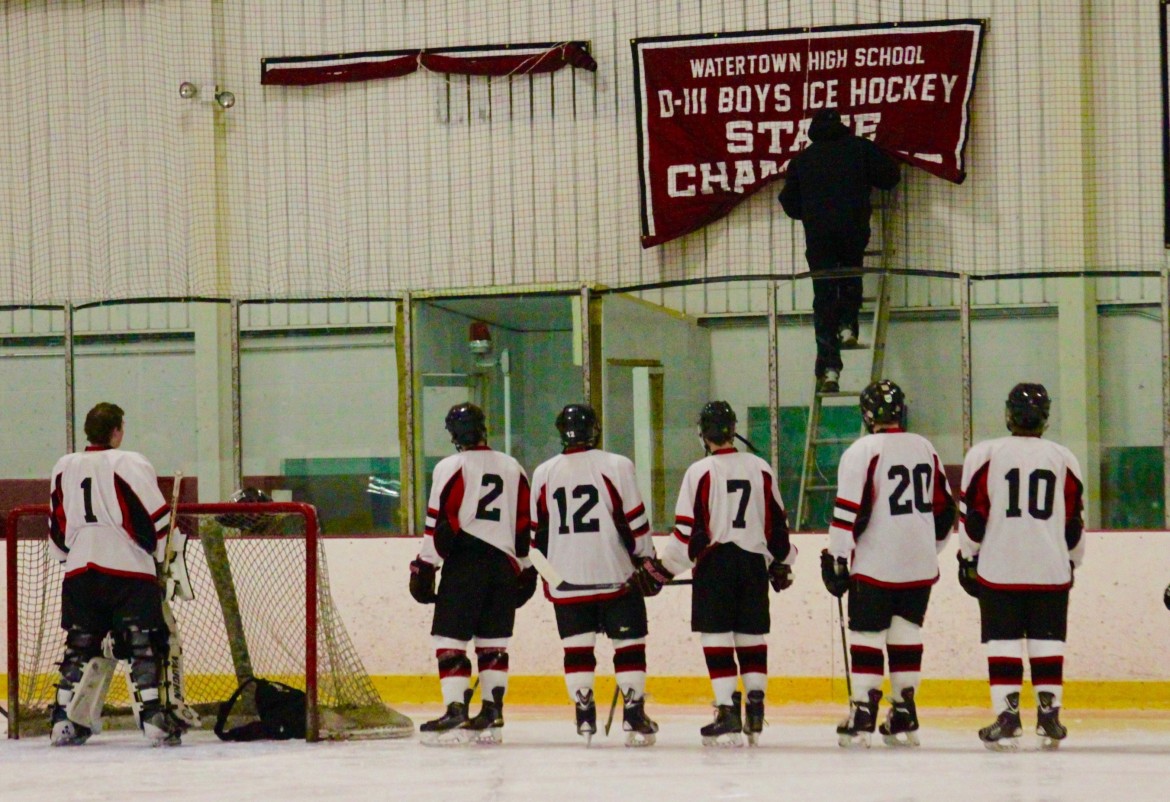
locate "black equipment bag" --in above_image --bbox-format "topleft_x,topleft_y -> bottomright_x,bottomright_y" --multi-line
214,676 -> 307,741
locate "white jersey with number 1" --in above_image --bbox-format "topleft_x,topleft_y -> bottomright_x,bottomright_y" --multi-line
49,446 -> 171,583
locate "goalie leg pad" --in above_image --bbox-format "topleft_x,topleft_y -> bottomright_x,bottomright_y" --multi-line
52,629 -> 110,743
62,656 -> 118,732
121,625 -> 165,701
119,626 -> 190,746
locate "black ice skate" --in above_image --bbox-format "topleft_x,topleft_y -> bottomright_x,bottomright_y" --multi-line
700,691 -> 743,747
140,703 -> 186,747
744,690 -> 766,746
978,692 -> 1023,751
837,689 -> 882,748
49,705 -> 92,747
575,689 -> 597,746
1036,691 -> 1067,750
462,687 -> 504,745
879,688 -> 920,747
420,696 -> 470,746
621,690 -> 658,748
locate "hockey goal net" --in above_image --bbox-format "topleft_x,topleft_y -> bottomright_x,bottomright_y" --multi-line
6,501 -> 413,741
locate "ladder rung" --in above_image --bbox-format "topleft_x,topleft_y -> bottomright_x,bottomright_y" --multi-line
811,437 -> 854,446
816,390 -> 860,399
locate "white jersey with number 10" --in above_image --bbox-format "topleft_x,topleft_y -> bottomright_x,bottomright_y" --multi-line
959,435 -> 1085,590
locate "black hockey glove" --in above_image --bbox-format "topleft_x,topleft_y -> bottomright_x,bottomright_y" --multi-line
1164,582 -> 1170,611
768,561 -> 793,592
515,566 -> 539,609
408,559 -> 438,605
628,557 -> 674,597
819,550 -> 850,598
957,554 -> 981,598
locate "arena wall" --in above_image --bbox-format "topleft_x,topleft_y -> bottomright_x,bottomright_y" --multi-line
3,530 -> 1168,709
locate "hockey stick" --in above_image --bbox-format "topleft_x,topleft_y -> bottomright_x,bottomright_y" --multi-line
837,596 -> 852,698
530,548 -> 691,591
603,683 -> 620,736
734,433 -> 762,454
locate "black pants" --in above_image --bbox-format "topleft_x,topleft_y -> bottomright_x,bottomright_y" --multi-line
805,229 -> 869,377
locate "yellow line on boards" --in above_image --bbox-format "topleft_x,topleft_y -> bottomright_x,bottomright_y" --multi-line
7,674 -> 1168,710
368,676 -> 1170,709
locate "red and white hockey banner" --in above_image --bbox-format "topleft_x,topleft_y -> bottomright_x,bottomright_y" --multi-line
632,20 -> 985,248
262,42 -> 596,87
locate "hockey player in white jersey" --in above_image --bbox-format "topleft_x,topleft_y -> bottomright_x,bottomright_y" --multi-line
530,403 -> 660,746
823,380 -> 956,747
409,403 -> 535,745
959,383 -> 1085,750
47,402 -> 187,747
650,401 -> 796,746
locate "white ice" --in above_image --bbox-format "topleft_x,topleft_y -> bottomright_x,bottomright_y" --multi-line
4,705 -> 1170,801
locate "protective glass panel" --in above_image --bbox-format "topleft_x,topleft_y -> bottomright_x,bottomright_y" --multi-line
413,295 -> 580,529
0,307 -> 66,511
600,292 -> 712,532
72,302 -> 197,478
240,301 -> 400,535
1098,304 -> 1164,529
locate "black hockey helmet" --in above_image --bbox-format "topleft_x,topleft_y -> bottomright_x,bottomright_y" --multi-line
1005,382 -> 1050,434
216,487 -> 273,531
445,402 -> 487,448
230,487 -> 272,504
860,379 -> 906,433
556,403 -> 600,448
698,401 -> 737,444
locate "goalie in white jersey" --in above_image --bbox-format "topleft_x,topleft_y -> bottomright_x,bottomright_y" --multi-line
530,403 -> 660,746
652,401 -> 797,746
959,383 -> 1085,750
823,380 -> 956,747
47,403 -> 187,746
409,403 -> 534,745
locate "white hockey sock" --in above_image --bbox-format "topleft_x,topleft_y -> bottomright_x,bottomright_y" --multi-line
613,637 -> 647,700
701,632 -> 738,705
986,639 -> 1025,712
887,616 -> 923,702
433,636 -> 471,706
1027,639 -> 1065,708
848,630 -> 886,702
562,632 -> 597,704
733,633 -> 767,694
475,637 -> 511,705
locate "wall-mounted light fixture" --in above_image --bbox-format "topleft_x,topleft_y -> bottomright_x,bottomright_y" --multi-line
179,82 -> 236,109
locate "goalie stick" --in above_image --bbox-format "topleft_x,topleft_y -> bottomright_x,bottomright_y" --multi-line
155,473 -> 201,731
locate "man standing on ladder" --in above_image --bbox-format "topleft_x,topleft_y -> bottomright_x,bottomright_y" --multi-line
779,108 -> 901,393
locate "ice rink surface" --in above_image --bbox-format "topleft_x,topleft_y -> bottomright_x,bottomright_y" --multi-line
3,705 -> 1170,801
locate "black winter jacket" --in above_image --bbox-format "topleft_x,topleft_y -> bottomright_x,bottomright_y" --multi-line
778,115 -> 900,238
